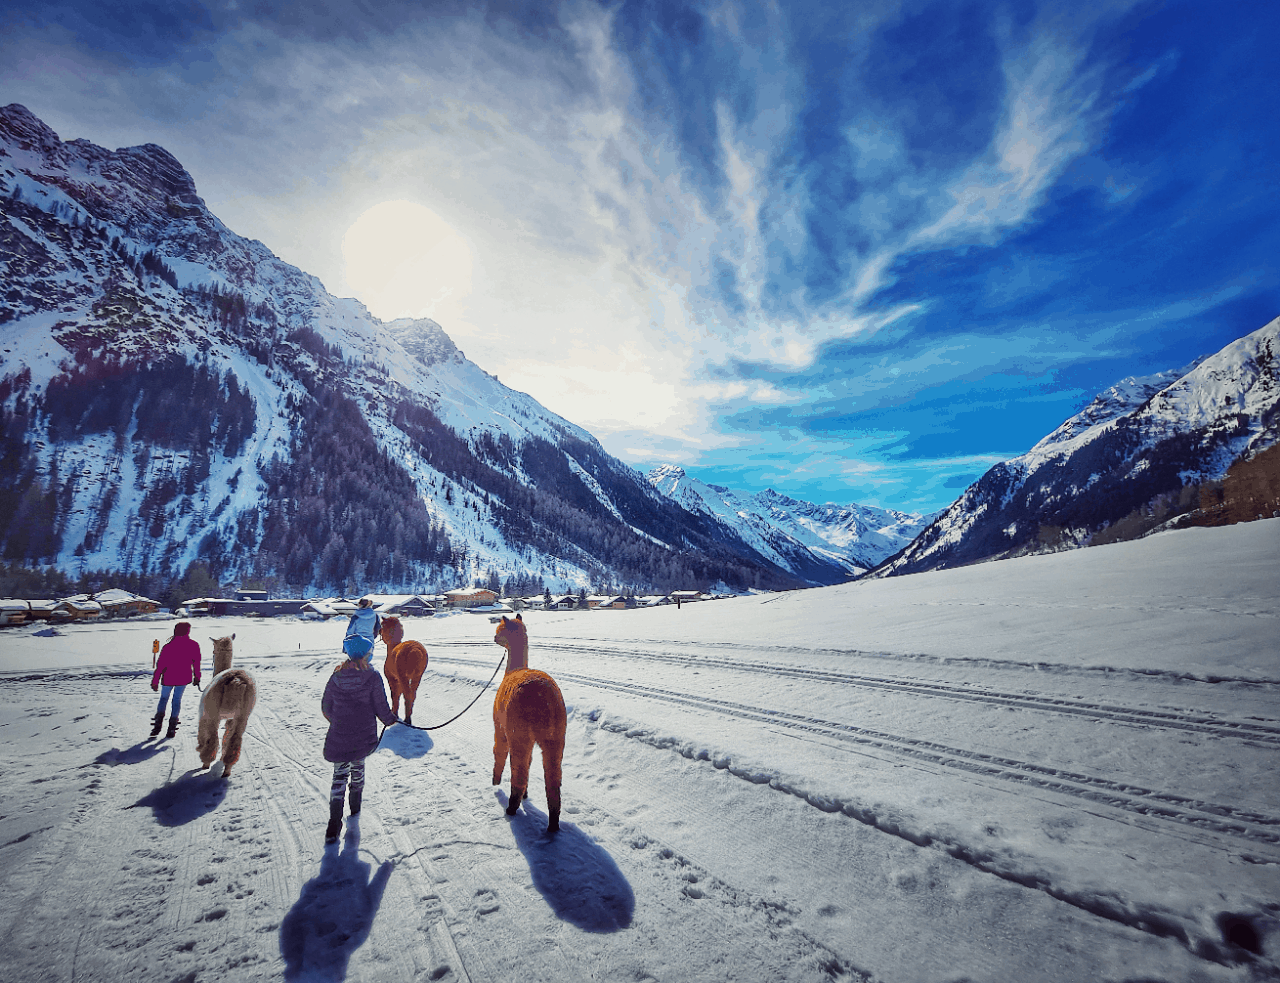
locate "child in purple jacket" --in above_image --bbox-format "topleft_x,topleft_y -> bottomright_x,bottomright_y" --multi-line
320,649 -> 399,845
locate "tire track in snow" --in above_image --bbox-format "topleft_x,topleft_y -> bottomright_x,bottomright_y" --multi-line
510,641 -> 1280,746
433,654 -> 1280,849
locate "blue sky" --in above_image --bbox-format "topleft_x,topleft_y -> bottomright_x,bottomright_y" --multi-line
3,0 -> 1277,514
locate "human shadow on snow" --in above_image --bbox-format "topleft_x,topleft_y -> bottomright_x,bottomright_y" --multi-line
93,741 -> 168,767
376,723 -> 433,759
280,828 -> 393,983
127,769 -> 228,827
497,790 -> 634,932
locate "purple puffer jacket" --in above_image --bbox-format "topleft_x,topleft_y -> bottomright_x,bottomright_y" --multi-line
152,636 -> 202,688
321,663 -> 397,763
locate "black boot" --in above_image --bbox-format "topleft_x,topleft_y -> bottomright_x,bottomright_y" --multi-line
349,788 -> 363,816
165,716 -> 180,739
324,799 -> 344,845
149,713 -> 164,737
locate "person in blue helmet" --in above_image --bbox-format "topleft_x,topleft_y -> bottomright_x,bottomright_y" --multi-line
342,597 -> 381,661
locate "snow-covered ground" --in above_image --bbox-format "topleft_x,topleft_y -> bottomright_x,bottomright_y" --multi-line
1,520 -> 1277,982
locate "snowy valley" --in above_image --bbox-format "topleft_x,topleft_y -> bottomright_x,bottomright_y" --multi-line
0,519 -> 1276,982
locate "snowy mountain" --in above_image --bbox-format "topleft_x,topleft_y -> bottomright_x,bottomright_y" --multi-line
0,103 -> 807,595
874,316 -> 1280,576
646,465 -> 934,581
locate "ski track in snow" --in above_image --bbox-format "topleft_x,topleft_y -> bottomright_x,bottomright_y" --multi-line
429,650 -> 1280,850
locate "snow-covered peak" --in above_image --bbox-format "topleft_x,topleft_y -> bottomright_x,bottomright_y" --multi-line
645,468 -> 933,582
646,464 -> 687,496
1032,367 -> 1190,453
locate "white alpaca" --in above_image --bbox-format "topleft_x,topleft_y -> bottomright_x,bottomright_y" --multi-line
197,634 -> 257,777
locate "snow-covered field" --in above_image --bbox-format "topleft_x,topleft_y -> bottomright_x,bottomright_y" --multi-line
1,520 -> 1277,982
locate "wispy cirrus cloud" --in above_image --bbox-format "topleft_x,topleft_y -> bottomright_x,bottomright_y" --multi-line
5,0 -> 1277,513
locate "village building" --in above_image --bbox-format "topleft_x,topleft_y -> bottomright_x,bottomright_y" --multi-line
54,596 -> 103,620
24,599 -> 59,621
443,588 -> 499,609
0,599 -> 31,627
56,589 -> 161,619
667,590 -> 706,606
361,594 -> 436,617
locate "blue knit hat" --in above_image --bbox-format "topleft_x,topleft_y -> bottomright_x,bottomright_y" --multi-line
342,634 -> 374,659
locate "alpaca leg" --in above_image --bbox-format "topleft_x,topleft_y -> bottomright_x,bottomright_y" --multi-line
388,675 -> 403,717
492,723 -> 510,786
506,736 -> 535,816
221,716 -> 247,775
541,739 -> 565,833
403,676 -> 420,726
196,709 -> 219,768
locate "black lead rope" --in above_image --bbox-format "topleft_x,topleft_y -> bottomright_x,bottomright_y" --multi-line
375,649 -> 508,748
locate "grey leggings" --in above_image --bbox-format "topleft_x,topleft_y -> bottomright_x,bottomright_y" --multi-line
330,759 -> 366,803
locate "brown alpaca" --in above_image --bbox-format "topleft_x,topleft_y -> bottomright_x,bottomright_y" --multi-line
492,615 -> 566,833
380,616 -> 428,726
197,634 -> 257,777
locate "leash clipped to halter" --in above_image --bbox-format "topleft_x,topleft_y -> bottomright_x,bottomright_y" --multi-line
376,648 -> 508,747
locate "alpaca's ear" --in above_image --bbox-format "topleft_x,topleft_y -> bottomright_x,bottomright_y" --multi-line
210,637 -> 216,643
231,633 -> 236,641
500,616 -> 508,625
516,613 -> 523,622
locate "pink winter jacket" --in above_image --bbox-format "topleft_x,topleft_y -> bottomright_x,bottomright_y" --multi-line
152,636 -> 203,688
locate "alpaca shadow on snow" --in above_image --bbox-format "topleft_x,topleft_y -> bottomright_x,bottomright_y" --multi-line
280,831 -> 393,983
497,790 -> 634,932
375,723 -> 433,760
127,769 -> 228,827
93,741 -> 168,767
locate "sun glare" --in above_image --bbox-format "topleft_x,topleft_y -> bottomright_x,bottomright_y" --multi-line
341,200 -> 474,322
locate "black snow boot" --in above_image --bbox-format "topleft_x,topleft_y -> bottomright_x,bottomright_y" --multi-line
324,800 -> 344,845
165,716 -> 180,739
149,713 -> 164,737
348,788 -> 363,816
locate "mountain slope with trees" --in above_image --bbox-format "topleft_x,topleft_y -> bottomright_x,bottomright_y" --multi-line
0,103 -> 807,597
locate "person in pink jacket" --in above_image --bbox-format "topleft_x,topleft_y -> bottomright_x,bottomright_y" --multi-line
150,622 -> 203,739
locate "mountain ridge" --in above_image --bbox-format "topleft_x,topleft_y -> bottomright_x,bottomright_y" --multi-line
872,316 -> 1280,577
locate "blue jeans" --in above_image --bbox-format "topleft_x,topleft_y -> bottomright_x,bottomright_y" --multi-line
156,684 -> 186,717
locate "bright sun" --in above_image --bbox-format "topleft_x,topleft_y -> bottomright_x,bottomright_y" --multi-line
341,200 -> 474,322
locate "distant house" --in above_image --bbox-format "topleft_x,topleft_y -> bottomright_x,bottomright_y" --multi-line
235,589 -> 269,602
86,589 -> 161,617
0,599 -> 30,627
25,600 -> 59,621
550,595 -> 579,611
443,588 -> 499,609
600,596 -> 635,610
56,590 -> 157,619
362,594 -> 436,617
300,598 -> 359,619
55,596 -> 103,620
667,590 -> 705,606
